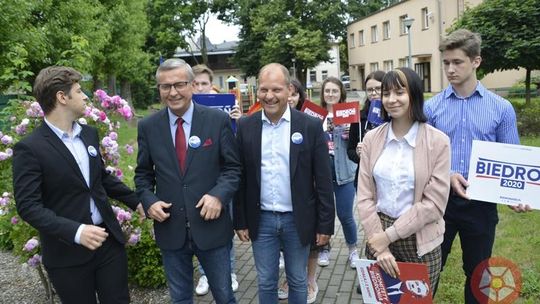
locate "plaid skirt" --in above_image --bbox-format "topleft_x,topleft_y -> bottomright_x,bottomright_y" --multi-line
364,212 -> 442,291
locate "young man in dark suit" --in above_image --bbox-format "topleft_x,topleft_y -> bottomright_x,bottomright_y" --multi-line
134,59 -> 241,303
234,63 -> 335,304
12,66 -> 143,304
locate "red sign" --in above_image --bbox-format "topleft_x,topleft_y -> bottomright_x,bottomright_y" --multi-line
332,101 -> 359,125
300,100 -> 328,122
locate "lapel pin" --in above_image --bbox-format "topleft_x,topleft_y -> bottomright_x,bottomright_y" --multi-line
188,136 -> 201,148
291,132 -> 303,144
87,145 -> 98,157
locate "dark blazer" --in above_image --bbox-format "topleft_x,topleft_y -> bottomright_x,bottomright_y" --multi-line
135,103 -> 241,250
12,123 -> 139,268
234,109 -> 335,246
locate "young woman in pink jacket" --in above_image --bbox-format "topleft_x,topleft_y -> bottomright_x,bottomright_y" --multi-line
357,67 -> 451,293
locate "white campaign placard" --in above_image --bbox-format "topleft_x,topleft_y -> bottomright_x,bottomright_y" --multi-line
467,140 -> 540,210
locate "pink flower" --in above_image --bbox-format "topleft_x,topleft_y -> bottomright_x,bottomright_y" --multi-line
124,144 -> 134,155
95,89 -> 109,101
115,168 -> 123,179
27,254 -> 42,267
0,197 -> 8,206
116,209 -> 132,223
0,152 -> 10,161
23,238 -> 39,252
5,148 -> 13,156
1,135 -> 13,145
109,132 -> 118,141
11,216 -> 18,225
98,111 -> 107,122
127,229 -> 141,245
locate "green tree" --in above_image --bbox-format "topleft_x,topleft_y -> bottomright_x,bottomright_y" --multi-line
0,0 -> 46,92
453,0 -> 540,105
95,0 -> 151,103
215,0 -> 346,85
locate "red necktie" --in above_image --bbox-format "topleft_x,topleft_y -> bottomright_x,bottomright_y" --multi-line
175,118 -> 186,173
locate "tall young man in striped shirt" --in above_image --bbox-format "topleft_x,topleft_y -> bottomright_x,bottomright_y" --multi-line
424,29 -> 530,303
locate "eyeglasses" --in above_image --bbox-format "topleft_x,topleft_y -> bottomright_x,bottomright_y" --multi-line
158,82 -> 190,92
366,87 -> 381,94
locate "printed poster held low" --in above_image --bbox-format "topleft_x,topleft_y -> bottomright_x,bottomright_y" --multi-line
467,140 -> 540,210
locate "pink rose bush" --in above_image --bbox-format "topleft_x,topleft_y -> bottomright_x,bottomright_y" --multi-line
0,90 -> 143,286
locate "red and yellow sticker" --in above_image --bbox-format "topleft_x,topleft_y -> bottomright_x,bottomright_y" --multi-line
471,257 -> 522,303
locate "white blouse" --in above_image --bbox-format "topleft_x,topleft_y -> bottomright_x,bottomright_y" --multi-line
373,122 -> 419,218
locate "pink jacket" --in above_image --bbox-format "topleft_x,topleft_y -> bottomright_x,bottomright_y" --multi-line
357,122 -> 450,256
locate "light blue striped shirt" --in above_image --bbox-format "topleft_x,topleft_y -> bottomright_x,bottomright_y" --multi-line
260,106 -> 293,212
425,82 -> 519,179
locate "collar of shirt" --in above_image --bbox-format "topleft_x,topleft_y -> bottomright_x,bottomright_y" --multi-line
444,81 -> 486,100
44,117 -> 82,139
386,121 -> 419,148
261,105 -> 291,125
168,101 -> 194,127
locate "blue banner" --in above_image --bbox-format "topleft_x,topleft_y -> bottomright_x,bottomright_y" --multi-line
192,93 -> 237,132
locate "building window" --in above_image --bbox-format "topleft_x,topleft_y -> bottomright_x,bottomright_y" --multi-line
398,58 -> 408,68
383,60 -> 393,71
371,25 -> 378,43
422,7 -> 430,29
349,33 -> 355,48
359,30 -> 365,46
322,70 -> 328,80
383,21 -> 390,40
399,15 -> 408,35
370,62 -> 379,72
309,70 -> 317,82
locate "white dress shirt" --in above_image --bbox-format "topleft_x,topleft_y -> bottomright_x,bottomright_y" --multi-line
260,106 -> 293,212
168,102 -> 194,148
373,121 -> 419,218
44,118 -> 101,244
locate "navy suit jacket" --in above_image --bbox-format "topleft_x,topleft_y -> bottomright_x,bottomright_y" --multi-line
13,123 -> 139,268
234,109 -> 335,245
135,103 -> 241,250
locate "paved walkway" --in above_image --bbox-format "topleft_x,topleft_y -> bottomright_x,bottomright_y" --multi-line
194,205 -> 366,304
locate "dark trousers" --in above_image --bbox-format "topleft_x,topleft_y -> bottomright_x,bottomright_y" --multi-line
436,194 -> 498,303
46,236 -> 129,304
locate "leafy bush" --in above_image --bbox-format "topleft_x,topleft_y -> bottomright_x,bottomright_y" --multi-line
0,90 -> 167,296
127,221 -> 166,287
510,99 -> 540,136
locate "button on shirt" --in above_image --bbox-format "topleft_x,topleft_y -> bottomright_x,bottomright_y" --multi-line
44,118 -> 101,244
424,82 -> 519,179
373,122 -> 418,218
260,106 -> 293,212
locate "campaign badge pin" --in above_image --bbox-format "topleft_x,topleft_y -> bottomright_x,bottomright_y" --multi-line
188,136 -> 201,148
291,132 -> 303,144
87,145 -> 98,157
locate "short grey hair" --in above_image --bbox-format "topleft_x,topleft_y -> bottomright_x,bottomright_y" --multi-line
155,58 -> 195,82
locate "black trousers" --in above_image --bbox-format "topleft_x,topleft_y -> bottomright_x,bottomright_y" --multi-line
46,236 -> 130,304
437,194 -> 498,304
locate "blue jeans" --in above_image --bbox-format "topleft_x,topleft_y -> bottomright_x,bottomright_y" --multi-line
199,204 -> 236,276
334,180 -> 357,247
161,230 -> 236,304
252,211 -> 310,304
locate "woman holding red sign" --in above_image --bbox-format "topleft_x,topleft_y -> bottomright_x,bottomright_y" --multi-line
318,77 -> 359,269
357,67 -> 451,293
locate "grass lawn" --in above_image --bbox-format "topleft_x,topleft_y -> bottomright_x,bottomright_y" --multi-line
436,135 -> 540,303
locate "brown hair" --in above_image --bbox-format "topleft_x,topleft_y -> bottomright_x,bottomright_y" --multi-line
192,64 -> 214,82
320,76 -> 346,108
439,29 -> 481,59
33,66 -> 82,115
380,67 -> 427,123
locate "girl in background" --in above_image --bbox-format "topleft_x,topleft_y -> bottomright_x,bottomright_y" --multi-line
318,77 -> 359,269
